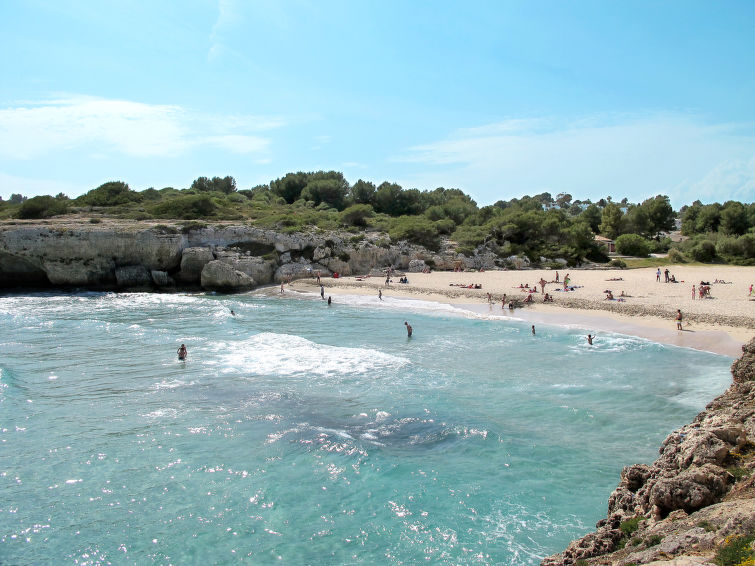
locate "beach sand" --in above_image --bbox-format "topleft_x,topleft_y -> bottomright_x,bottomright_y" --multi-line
291,266 -> 755,357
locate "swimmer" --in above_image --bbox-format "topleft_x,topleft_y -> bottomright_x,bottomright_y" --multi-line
586,334 -> 593,345
177,343 -> 187,360
327,296 -> 332,305
230,309 -> 235,316
531,325 -> 535,335
404,321 -> 413,337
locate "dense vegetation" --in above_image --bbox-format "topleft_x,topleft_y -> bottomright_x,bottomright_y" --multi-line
1,171 -> 752,266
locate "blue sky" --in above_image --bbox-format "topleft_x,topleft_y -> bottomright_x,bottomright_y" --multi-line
1,0 -> 753,208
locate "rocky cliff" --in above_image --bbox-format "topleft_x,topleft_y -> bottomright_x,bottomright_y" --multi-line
542,339 -> 755,565
0,220 -> 488,291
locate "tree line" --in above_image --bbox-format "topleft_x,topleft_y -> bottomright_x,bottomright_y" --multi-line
1,171 -> 752,265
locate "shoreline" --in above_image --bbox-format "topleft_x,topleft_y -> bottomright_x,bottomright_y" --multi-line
290,266 -> 755,358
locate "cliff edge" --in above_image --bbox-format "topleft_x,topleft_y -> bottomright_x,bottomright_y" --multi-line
542,339 -> 755,565
0,219 -> 474,291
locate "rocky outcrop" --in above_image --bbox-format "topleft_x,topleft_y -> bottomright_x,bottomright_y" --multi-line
200,260 -> 255,291
1,220 -> 493,292
115,265 -> 152,287
542,339 -> 755,565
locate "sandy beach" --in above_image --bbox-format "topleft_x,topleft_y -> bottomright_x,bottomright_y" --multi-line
291,266 -> 755,357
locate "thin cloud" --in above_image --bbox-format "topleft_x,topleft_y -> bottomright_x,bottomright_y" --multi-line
0,95 -> 281,160
398,114 -> 755,206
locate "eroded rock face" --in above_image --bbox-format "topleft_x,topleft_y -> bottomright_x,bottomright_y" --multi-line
177,247 -> 215,284
200,260 -> 255,291
0,221 -> 498,291
115,265 -> 152,288
541,339 -> 755,566
732,339 -> 755,383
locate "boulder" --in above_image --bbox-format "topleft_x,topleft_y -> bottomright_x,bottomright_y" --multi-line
649,464 -> 730,516
408,259 -> 427,272
177,247 -> 215,284
200,260 -> 255,291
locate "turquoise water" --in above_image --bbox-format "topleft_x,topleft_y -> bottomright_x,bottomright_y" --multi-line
0,290 -> 733,565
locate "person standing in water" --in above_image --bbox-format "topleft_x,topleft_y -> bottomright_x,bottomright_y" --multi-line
327,296 -> 332,305
404,321 -> 412,337
586,334 -> 593,345
177,344 -> 187,360
378,289 -> 383,300
531,325 -> 536,335
320,284 -> 325,299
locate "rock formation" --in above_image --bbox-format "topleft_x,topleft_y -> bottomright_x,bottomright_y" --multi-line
542,338 -> 755,565
0,220 -> 496,291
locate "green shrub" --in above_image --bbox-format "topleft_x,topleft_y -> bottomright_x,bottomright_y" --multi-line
17,195 -> 69,218
608,259 -> 627,269
435,218 -> 456,235
89,217 -> 101,223
77,181 -> 142,207
148,194 -> 217,219
615,234 -> 650,257
668,248 -> 687,263
689,240 -> 716,262
180,221 -> 208,233
340,204 -> 374,227
389,216 -> 440,251
620,517 -> 641,537
714,534 -> 755,565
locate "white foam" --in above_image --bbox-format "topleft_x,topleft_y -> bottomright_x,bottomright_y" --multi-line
212,332 -> 409,377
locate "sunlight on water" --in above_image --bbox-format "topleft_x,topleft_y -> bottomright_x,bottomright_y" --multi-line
0,291 -> 733,564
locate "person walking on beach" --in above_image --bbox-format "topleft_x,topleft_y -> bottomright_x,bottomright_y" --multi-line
563,273 -> 570,291
539,278 -> 546,293
586,334 -> 593,345
656,268 -> 661,282
749,284 -> 753,296
378,289 -> 383,300
404,321 -> 413,337
280,281 -> 284,294
676,309 -> 683,330
692,285 -> 696,300
501,294 -> 507,309
555,271 -> 559,283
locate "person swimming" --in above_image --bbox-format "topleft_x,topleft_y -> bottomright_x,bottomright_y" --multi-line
177,343 -> 187,360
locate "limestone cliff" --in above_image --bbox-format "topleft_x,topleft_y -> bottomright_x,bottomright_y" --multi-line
0,219 -> 484,291
542,339 -> 755,565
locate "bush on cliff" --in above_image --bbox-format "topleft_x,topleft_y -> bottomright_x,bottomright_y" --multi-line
77,181 -> 142,207
340,204 -> 374,227
389,216 -> 441,251
17,195 -> 69,219
148,194 -> 217,219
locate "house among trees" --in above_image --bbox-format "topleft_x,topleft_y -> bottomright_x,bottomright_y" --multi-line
594,235 -> 615,254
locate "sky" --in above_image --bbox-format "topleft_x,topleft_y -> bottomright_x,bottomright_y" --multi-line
0,0 -> 753,208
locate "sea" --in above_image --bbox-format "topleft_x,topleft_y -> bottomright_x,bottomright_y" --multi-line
0,289 -> 733,565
